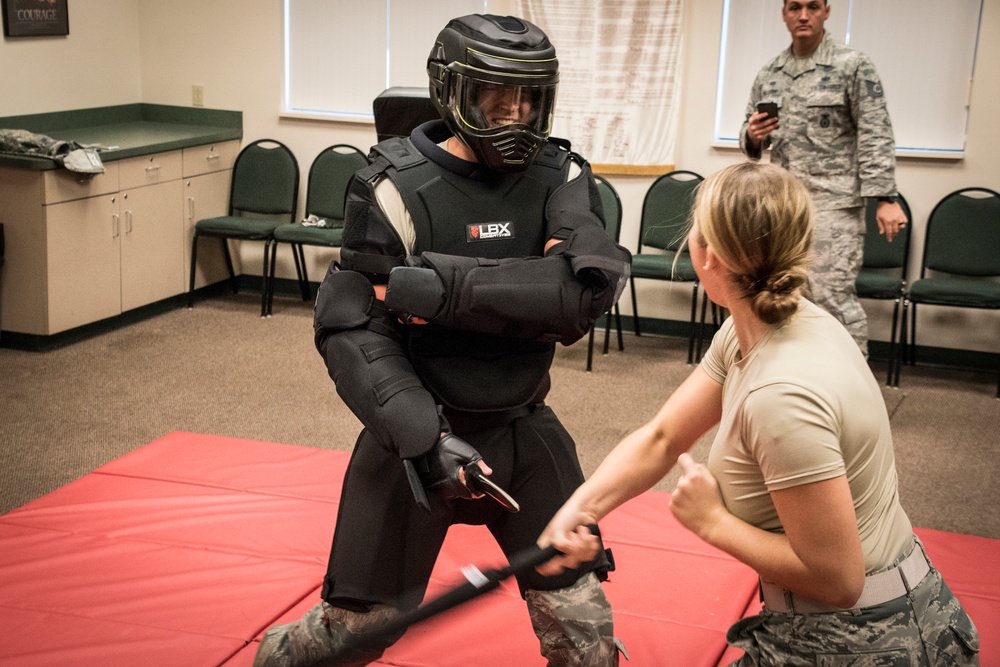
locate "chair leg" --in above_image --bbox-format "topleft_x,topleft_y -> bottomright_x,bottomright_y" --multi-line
188,232 -> 200,308
586,323 -> 596,372
630,277 -> 641,337
695,287 -> 711,364
261,241 -> 274,318
269,241 -> 280,316
895,299 -> 910,387
686,282 -> 699,365
886,296 -> 901,387
221,239 -> 237,294
289,244 -> 311,301
614,303 -> 624,351
908,303 -> 918,366
601,311 -> 612,355
296,245 -> 312,301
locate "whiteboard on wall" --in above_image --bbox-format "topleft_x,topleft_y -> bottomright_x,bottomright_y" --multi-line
714,0 -> 983,157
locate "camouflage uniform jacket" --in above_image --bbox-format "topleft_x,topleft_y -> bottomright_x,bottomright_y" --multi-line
740,31 -> 897,210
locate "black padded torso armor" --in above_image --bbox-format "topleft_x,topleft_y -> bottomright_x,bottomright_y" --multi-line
371,127 -> 572,413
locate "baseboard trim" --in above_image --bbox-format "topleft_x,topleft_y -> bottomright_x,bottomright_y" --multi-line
4,282 -> 997,376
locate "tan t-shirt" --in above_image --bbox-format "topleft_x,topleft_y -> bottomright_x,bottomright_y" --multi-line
701,299 -> 912,572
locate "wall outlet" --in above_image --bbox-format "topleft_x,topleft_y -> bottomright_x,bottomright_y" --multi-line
192,85 -> 205,107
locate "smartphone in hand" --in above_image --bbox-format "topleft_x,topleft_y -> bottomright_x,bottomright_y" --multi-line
756,101 -> 778,120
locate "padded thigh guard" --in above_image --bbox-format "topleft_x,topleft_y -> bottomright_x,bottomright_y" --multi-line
314,268 -> 440,459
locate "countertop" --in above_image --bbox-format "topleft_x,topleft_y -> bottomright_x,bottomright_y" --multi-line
0,103 -> 242,171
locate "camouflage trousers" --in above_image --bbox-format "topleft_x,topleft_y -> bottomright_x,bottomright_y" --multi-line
526,572 -> 623,666
725,565 -> 980,666
807,207 -> 868,355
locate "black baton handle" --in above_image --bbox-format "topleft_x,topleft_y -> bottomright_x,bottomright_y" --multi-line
316,543 -> 561,665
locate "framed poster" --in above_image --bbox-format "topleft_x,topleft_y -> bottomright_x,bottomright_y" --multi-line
3,0 -> 69,38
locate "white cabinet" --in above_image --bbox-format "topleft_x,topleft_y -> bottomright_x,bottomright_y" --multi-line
44,193 -> 122,333
0,139 -> 238,337
182,141 -> 239,290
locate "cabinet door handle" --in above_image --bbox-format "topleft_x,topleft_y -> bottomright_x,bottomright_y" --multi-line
112,213 -> 120,238
187,196 -> 195,221
145,163 -> 161,172
206,153 -> 220,161
126,209 -> 133,234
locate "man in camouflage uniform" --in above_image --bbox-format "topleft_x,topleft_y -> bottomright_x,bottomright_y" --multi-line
740,0 -> 908,354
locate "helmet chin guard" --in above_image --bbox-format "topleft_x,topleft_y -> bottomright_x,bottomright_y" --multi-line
428,14 -> 559,173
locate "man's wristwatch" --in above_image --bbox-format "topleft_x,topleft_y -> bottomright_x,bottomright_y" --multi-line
877,195 -> 898,204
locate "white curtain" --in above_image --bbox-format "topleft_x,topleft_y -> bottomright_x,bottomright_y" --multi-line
515,0 -> 685,170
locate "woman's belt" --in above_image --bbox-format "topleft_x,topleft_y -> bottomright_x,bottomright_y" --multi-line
759,541 -> 931,614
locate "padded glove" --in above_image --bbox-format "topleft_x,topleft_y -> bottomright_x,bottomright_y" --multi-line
403,427 -> 518,513
415,432 -> 482,499
384,262 -> 446,321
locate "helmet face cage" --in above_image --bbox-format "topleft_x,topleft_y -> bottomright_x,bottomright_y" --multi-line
428,15 -> 559,172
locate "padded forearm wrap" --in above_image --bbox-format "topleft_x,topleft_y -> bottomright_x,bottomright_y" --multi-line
385,224 -> 630,345
314,269 -> 439,459
389,253 -> 593,344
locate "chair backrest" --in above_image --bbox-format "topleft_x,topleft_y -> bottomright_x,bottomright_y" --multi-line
594,174 -> 623,244
230,139 -> 299,220
638,170 -> 703,253
922,187 -> 1000,278
306,144 -> 369,226
862,192 -> 913,272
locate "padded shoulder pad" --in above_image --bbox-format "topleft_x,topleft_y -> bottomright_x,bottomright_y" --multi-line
370,137 -> 427,171
532,139 -> 570,170
314,270 -> 376,332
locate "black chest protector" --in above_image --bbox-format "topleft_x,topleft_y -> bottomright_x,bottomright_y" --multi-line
371,136 -> 571,413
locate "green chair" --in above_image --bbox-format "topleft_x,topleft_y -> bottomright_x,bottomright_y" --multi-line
898,187 -> 1000,395
188,139 -> 299,317
630,169 -> 703,363
857,193 -> 912,385
587,174 -> 625,371
270,144 -> 369,313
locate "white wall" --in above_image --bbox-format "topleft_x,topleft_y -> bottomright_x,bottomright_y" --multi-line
0,0 -> 141,115
1,0 -> 997,352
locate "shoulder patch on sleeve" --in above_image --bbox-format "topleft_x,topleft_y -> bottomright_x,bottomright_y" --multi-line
864,79 -> 884,98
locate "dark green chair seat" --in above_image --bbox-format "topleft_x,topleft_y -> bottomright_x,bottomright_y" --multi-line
907,277 -> 1000,308
899,187 -> 1000,396
188,139 -> 299,317
269,144 -> 368,312
197,216 -> 285,240
629,169 -> 704,363
856,271 -> 907,300
272,223 -> 345,247
856,193 -> 912,385
631,252 -> 698,282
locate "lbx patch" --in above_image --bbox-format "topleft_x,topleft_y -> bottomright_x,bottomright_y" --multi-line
467,221 -> 514,242
865,80 -> 884,98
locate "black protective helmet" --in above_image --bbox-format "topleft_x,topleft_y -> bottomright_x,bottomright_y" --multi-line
427,14 -> 558,172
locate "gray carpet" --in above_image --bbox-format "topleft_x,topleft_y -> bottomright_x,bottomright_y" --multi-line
1,293 -> 998,540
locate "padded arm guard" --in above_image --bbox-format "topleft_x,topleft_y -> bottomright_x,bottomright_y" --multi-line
314,267 -> 440,459
384,225 -> 630,345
